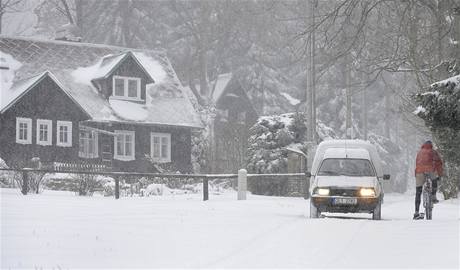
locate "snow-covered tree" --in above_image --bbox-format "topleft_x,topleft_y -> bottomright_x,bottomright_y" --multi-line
246,112 -> 335,195
415,63 -> 460,199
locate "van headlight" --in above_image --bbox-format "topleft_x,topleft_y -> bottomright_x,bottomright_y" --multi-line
315,188 -> 330,196
359,188 -> 375,197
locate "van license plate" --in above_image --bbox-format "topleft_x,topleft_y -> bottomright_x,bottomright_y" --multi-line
333,198 -> 357,205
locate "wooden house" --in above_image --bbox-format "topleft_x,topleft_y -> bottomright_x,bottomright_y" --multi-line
207,73 -> 258,173
0,36 -> 202,172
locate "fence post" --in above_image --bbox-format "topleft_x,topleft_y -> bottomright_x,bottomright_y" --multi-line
203,177 -> 209,201
238,169 -> 247,200
115,176 -> 120,199
21,170 -> 29,195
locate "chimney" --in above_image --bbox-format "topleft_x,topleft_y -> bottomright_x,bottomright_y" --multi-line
55,23 -> 82,42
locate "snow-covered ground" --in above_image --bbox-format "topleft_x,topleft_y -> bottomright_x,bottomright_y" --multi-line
1,188 -> 459,269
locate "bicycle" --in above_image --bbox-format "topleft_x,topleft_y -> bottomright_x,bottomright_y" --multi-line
422,173 -> 434,220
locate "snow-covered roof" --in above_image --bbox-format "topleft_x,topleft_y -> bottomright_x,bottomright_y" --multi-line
1,71 -> 43,111
323,148 -> 370,159
211,73 -> 233,103
188,73 -> 234,104
0,36 -> 202,128
280,92 -> 300,106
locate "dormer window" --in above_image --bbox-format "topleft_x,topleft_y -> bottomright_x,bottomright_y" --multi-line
113,76 -> 141,100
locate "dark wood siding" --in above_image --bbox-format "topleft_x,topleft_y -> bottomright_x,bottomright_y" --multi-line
82,122 -> 193,173
0,76 -> 90,167
0,71 -> 193,172
212,79 -> 258,173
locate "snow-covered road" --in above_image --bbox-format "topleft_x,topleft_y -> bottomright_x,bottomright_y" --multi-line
1,188 -> 459,269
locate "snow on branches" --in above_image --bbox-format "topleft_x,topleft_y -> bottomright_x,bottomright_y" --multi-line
415,75 -> 460,130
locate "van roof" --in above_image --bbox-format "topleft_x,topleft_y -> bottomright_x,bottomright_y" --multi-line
317,139 -> 373,148
311,139 -> 383,177
323,148 -> 370,159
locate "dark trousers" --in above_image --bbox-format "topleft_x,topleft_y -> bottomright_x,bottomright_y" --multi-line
415,178 -> 438,212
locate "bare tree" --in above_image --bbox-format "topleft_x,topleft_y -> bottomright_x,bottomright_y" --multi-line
0,0 -> 27,34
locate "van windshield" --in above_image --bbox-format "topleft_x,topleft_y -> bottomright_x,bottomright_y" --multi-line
318,158 -> 375,177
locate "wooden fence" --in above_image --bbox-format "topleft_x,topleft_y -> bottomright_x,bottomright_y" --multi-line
0,168 -> 309,200
53,162 -> 109,172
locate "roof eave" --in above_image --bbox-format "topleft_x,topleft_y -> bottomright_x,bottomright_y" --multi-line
1,70 -> 92,119
96,52 -> 155,84
0,71 -> 48,114
84,119 -> 203,129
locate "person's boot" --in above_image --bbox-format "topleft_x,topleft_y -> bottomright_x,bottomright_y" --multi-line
413,212 -> 421,220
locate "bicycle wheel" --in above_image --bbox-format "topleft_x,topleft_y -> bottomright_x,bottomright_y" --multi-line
425,206 -> 432,220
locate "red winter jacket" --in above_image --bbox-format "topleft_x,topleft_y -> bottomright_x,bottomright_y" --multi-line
415,142 -> 443,176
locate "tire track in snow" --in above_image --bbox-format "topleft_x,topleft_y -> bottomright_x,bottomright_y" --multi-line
201,214 -> 305,268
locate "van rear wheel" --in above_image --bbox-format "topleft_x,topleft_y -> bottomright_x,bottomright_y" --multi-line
310,200 -> 320,219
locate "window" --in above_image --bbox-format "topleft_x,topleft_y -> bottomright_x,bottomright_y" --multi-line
79,130 -> 98,158
114,130 -> 135,161
36,119 -> 52,146
237,111 -> 246,124
150,133 -> 171,163
16,117 -> 32,144
114,77 -> 125,96
128,79 -> 138,98
318,159 -> 376,177
217,109 -> 228,122
112,76 -> 141,100
57,121 -> 72,147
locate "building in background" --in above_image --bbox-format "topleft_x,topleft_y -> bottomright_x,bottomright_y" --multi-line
205,73 -> 258,173
0,36 -> 201,172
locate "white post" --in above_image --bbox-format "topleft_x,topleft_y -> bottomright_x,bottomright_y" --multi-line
238,169 -> 247,200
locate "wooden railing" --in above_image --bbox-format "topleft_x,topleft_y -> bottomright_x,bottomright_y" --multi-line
53,162 -> 109,172
0,167 -> 309,200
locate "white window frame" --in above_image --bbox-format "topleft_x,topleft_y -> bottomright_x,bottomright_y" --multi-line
237,111 -> 246,124
78,130 -> 98,158
217,109 -> 229,122
36,119 -> 52,146
114,130 -> 135,161
15,117 -> 32,144
150,132 -> 171,163
112,75 -> 141,100
56,121 -> 72,147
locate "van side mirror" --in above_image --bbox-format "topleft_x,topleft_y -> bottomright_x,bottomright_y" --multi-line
383,174 -> 390,180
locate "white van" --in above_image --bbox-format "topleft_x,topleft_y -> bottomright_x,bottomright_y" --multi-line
309,139 -> 390,220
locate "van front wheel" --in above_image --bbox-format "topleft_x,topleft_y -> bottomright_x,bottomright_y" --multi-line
372,200 -> 382,220
310,200 -> 320,218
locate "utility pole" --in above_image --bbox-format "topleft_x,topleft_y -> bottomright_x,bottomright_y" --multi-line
362,81 -> 368,140
305,0 -> 317,171
342,22 -> 352,139
305,0 -> 313,143
384,89 -> 391,140
311,0 -> 317,143
345,61 -> 352,139
453,6 -> 460,58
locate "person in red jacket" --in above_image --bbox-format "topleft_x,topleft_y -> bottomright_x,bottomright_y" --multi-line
414,140 -> 443,219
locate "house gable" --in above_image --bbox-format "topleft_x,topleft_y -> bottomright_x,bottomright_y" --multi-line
214,76 -> 258,125
0,73 -> 91,165
1,71 -> 90,118
209,74 -> 258,173
90,53 -> 154,103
